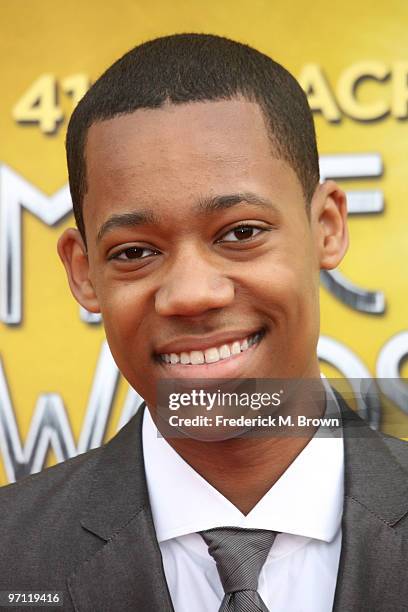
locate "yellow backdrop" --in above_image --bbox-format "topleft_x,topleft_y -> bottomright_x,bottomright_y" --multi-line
0,0 -> 407,484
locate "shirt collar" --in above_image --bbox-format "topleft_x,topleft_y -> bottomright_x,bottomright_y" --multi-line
142,378 -> 344,544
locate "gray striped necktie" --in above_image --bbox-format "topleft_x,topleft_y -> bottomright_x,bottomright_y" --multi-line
200,527 -> 278,612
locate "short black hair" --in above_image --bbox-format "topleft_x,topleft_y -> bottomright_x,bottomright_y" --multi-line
66,33 -> 320,242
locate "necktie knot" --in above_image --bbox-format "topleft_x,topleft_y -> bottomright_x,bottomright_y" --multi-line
200,527 -> 278,595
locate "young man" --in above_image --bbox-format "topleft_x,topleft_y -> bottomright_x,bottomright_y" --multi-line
0,33 -> 407,612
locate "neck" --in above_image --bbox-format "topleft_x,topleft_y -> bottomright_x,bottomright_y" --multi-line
156,369 -> 326,515
168,434 -> 315,515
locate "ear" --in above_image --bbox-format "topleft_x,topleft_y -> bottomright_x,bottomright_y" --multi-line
57,228 -> 101,313
311,180 -> 349,269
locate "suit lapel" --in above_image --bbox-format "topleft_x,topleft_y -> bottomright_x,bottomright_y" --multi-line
333,395 -> 408,611
68,404 -> 174,612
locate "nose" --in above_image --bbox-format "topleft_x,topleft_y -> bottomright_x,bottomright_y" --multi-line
155,248 -> 235,317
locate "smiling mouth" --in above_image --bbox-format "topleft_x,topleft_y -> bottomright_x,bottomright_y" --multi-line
157,329 -> 265,366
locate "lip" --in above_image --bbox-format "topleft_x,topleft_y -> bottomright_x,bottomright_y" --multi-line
154,327 -> 264,356
156,330 -> 264,379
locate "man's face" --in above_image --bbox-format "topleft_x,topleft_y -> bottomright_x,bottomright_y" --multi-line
66,99 -> 338,409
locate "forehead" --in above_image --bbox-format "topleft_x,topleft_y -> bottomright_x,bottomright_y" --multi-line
85,98 -> 273,176
82,99 -> 302,235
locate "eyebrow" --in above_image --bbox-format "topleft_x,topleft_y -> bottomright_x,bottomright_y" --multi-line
96,209 -> 158,243
196,192 -> 277,214
96,191 -> 277,244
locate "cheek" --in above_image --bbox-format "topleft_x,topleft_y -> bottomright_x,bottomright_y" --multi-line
100,291 -> 156,397
97,283 -> 150,352
240,254 -> 318,323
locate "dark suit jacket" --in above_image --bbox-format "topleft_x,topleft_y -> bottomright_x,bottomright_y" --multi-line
0,396 -> 408,612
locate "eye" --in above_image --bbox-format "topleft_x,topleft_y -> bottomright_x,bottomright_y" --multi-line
109,246 -> 160,261
218,224 -> 264,243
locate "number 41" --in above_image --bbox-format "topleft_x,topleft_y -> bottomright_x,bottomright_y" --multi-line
12,73 -> 90,135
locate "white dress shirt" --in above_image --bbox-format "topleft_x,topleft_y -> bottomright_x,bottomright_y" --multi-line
142,383 -> 344,612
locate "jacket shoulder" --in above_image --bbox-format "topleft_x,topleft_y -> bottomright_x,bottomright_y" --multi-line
0,445 -> 105,589
0,445 -> 102,508
380,431 -> 408,472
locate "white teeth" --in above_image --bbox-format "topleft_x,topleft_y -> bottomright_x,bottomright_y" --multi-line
231,341 -> 241,355
204,347 -> 220,363
160,331 -> 262,365
219,344 -> 231,359
240,338 -> 248,351
190,350 -> 205,365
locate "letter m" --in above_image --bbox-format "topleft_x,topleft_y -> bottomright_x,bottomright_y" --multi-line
0,164 -> 72,324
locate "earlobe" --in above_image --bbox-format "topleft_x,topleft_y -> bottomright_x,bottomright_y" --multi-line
313,180 -> 349,270
57,228 -> 101,313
